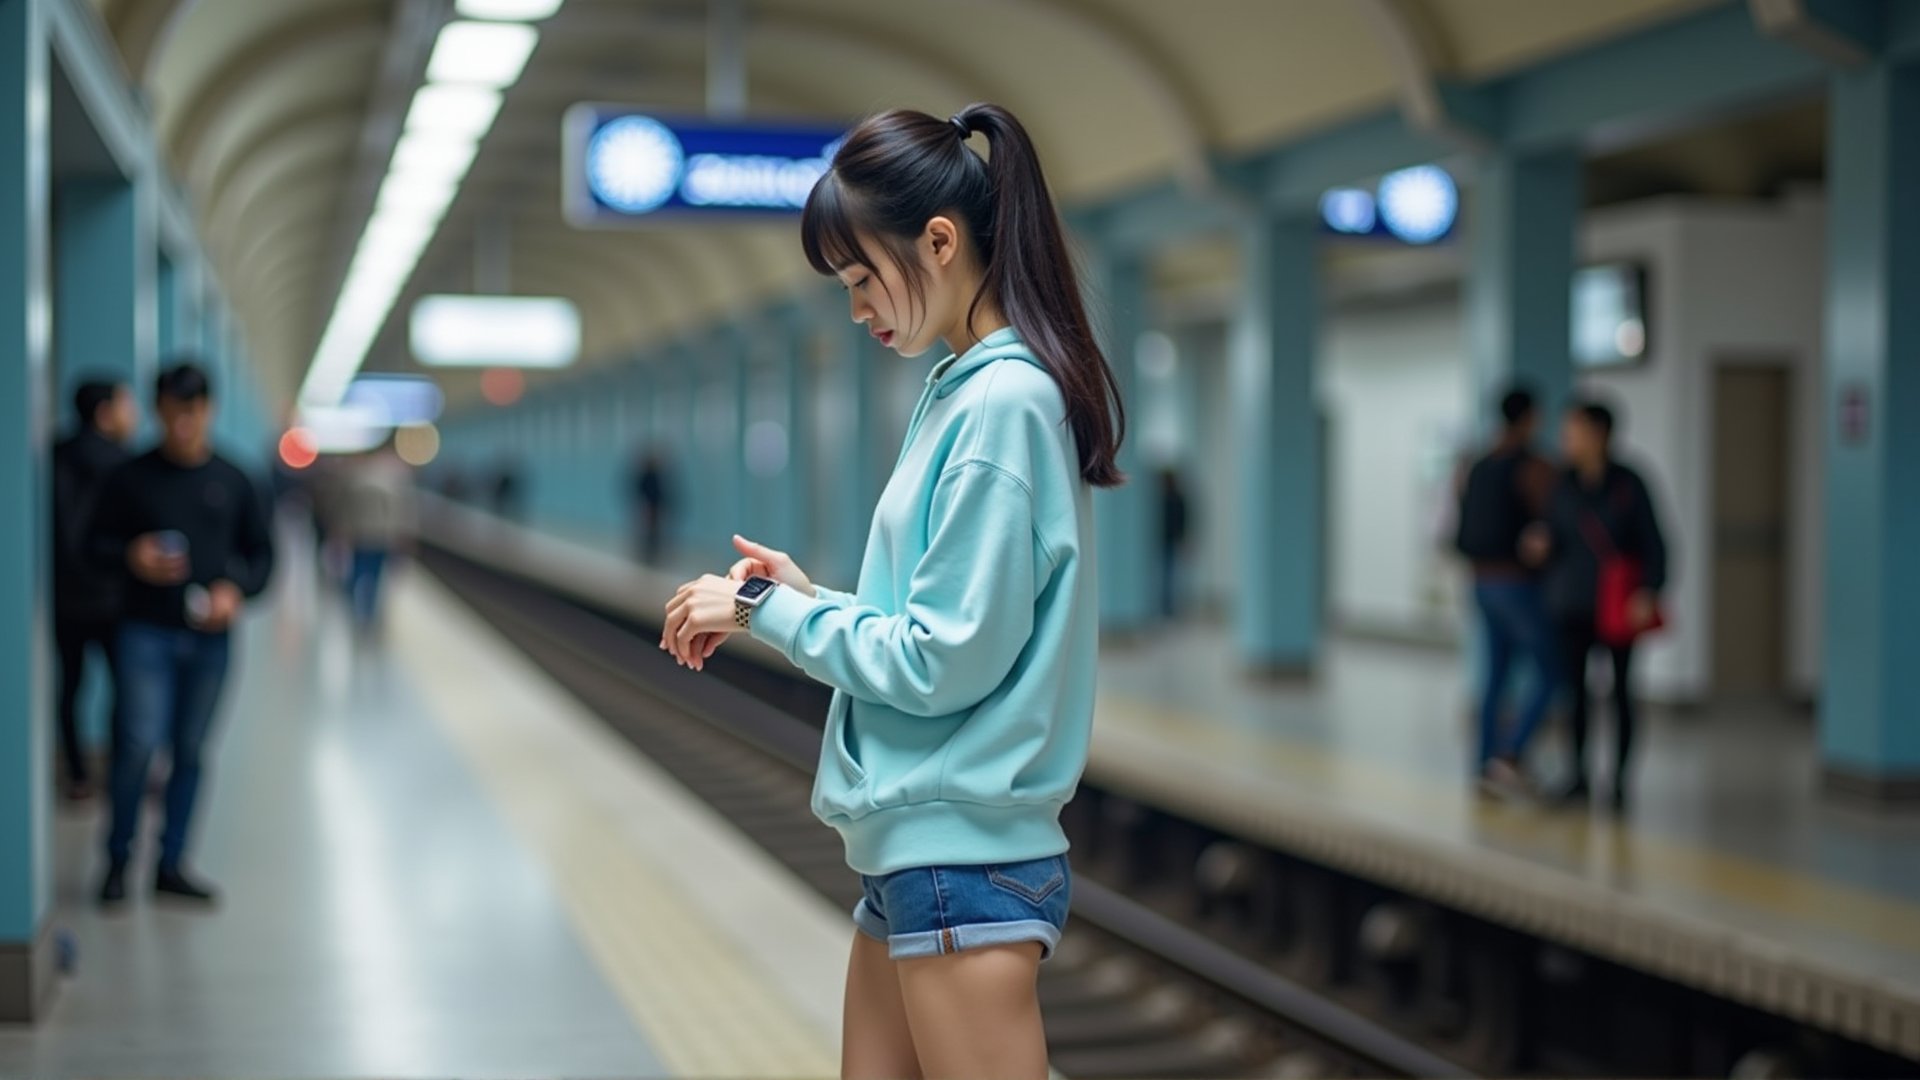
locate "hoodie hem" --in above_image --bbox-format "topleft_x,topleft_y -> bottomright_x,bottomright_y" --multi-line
830,800 -> 1069,877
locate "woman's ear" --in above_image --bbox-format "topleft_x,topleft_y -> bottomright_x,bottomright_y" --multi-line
924,216 -> 960,268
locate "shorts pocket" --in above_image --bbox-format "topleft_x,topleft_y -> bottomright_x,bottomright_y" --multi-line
986,858 -> 1065,905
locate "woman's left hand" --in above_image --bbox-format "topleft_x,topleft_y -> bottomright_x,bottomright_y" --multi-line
662,574 -> 743,671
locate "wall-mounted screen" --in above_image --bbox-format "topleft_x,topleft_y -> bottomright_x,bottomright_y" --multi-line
1572,262 -> 1649,368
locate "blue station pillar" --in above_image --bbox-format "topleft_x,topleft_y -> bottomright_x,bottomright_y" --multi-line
724,324 -> 750,556
667,342 -> 704,565
1230,211 -> 1322,672
829,308 -> 879,588
0,0 -> 55,1022
53,173 -> 153,412
1464,149 -> 1581,427
1820,56 -> 1920,801
752,303 -> 814,564
1086,239 -> 1154,637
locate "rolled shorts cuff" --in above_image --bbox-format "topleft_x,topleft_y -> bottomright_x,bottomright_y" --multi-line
851,898 -> 1063,962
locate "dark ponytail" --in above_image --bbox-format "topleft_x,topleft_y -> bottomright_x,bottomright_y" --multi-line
800,104 -> 1127,487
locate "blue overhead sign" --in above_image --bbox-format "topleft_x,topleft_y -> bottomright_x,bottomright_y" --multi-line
563,105 -> 846,225
1319,164 -> 1459,245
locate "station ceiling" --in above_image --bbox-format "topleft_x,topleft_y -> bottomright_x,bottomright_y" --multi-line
91,0 -> 1768,407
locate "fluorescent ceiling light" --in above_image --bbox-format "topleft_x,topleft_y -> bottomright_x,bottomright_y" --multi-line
389,131 -> 480,184
404,84 -> 502,139
427,21 -> 539,88
455,0 -> 563,19
410,294 -> 580,368
375,172 -> 458,219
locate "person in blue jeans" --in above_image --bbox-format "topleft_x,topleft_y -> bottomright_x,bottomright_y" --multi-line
339,445 -> 416,630
1455,387 -> 1558,796
660,104 -> 1124,1080
87,363 -> 275,907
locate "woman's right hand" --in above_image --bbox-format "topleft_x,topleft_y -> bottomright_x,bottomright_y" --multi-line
686,535 -> 816,665
727,534 -> 816,598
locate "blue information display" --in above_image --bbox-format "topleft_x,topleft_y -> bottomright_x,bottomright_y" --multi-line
1318,164 -> 1459,245
563,105 -> 847,224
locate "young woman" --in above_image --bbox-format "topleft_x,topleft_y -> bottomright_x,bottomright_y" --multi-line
660,103 -> 1125,1079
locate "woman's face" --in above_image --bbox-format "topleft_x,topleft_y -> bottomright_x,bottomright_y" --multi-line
834,221 -> 968,359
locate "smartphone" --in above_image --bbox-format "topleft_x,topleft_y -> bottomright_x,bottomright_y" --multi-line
184,584 -> 212,627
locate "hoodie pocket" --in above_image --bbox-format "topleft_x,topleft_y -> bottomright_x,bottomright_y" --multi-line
812,699 -> 876,822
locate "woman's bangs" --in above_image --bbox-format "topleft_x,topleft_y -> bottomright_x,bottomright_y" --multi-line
800,176 -> 873,279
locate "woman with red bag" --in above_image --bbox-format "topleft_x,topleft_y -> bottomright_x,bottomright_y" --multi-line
1530,400 -> 1670,814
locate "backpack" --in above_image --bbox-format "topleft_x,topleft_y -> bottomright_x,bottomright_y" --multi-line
1455,451 -> 1530,561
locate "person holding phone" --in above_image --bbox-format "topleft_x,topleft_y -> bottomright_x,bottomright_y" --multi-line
86,363 -> 275,907
659,105 -> 1125,1080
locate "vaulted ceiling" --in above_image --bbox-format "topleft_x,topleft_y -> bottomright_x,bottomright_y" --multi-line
91,0 -> 1735,407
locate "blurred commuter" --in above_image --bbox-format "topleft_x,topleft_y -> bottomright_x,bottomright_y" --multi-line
1532,400 -> 1668,813
630,446 -> 674,565
489,461 -> 522,521
661,105 -> 1123,1080
1455,387 -> 1557,796
339,443 -> 417,629
51,379 -> 137,801
439,466 -> 470,504
87,363 -> 275,906
1157,466 -> 1191,619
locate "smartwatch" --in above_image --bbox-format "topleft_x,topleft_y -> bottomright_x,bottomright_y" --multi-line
733,575 -> 779,628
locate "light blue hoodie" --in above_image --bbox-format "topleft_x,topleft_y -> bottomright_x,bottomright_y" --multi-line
749,327 -> 1098,875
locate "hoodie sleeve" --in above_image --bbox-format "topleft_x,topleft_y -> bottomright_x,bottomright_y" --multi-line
811,584 -> 857,608
749,460 -> 1041,717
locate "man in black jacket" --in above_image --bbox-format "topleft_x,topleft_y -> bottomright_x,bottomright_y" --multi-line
1455,387 -> 1557,796
1534,400 -> 1669,812
51,379 -> 137,800
88,363 -> 275,907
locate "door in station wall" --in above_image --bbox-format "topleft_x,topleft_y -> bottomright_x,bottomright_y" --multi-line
1710,361 -> 1791,701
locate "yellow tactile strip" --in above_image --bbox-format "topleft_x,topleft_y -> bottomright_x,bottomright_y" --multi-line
390,572 -> 838,1078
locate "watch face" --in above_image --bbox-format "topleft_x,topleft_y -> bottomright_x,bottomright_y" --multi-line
736,576 -> 776,602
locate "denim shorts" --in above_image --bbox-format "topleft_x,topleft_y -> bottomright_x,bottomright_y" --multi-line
854,854 -> 1072,961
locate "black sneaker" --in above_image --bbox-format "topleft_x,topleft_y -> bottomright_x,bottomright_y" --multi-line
98,864 -> 127,907
154,865 -> 220,906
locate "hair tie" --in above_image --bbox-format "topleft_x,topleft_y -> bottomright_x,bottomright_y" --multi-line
949,115 -> 970,140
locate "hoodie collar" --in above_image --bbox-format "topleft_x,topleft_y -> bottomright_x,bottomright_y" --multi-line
929,326 -> 1033,398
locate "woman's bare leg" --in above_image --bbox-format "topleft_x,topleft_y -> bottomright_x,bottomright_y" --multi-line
897,942 -> 1047,1080
842,931 -> 922,1080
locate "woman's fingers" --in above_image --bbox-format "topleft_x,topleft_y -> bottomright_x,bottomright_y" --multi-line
675,607 -> 704,668
661,606 -> 684,663
733,534 -> 787,570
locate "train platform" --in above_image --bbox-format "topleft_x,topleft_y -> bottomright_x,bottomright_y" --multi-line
0,540 -> 847,1078
421,502 -> 1920,1064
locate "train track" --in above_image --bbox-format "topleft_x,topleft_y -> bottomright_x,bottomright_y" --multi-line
422,545 -> 1470,1080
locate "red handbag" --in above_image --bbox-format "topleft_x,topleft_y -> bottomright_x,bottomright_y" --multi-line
1580,505 -> 1665,647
